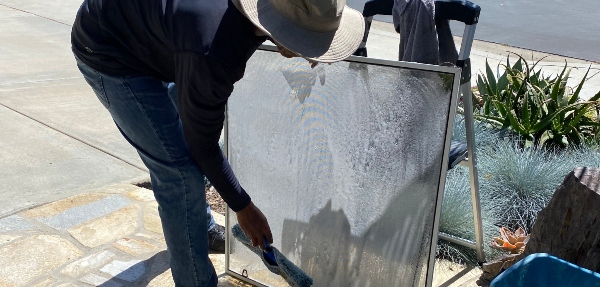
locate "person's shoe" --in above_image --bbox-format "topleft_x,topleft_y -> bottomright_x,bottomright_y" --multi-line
208,224 -> 226,253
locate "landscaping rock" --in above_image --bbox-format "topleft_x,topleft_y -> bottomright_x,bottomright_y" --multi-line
521,167 -> 600,272
479,254 -> 520,284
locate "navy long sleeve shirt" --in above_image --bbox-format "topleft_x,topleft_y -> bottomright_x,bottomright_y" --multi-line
72,0 -> 266,211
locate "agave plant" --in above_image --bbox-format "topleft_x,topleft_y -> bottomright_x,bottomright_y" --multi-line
475,54 -> 600,149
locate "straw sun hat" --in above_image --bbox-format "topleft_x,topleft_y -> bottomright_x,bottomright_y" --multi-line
233,0 -> 365,62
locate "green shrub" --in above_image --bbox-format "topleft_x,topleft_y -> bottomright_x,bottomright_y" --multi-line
475,55 -> 600,149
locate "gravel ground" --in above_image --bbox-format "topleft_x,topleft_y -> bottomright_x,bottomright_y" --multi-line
205,186 -> 226,214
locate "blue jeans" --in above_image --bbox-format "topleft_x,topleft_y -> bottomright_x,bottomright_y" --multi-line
76,58 -> 218,287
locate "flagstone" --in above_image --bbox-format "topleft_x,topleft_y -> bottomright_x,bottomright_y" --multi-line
0,215 -> 37,231
53,282 -> 81,287
101,183 -> 149,195
21,193 -> 107,218
29,277 -> 57,287
143,201 -> 163,234
68,205 -> 139,248
210,254 -> 226,274
140,250 -> 171,285
432,260 -> 483,286
126,187 -> 155,202
0,277 -> 16,287
79,273 -> 123,287
113,237 -> 161,256
34,195 -> 131,230
146,271 -> 174,287
0,235 -> 82,286
218,276 -> 256,287
60,250 -> 117,278
100,259 -> 146,282
213,212 -> 226,227
0,234 -> 20,246
134,232 -> 167,247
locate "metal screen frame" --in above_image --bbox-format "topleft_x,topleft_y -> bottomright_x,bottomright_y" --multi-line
224,45 -> 462,287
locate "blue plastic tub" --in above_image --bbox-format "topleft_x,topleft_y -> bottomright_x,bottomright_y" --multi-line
490,253 -> 600,287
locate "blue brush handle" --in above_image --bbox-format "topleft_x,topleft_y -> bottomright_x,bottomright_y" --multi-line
263,236 -> 278,266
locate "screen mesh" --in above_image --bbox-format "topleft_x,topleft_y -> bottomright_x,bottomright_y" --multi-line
226,49 -> 458,287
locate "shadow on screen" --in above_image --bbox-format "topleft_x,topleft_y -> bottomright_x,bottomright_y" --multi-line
281,167 -> 440,287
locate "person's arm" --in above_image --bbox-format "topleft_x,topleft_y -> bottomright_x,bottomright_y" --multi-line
174,50 -> 272,247
174,50 -> 249,211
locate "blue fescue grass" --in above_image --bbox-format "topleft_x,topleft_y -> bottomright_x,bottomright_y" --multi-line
451,115 -> 504,150
478,141 -> 574,232
438,115 -> 600,264
439,165 -> 503,265
570,144 -> 600,168
440,167 -> 475,240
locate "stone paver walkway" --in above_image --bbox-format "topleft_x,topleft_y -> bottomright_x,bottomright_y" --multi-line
0,182 -> 482,287
0,183 -> 256,287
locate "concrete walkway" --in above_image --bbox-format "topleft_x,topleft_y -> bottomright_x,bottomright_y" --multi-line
0,0 -> 148,217
1,0 -> 599,286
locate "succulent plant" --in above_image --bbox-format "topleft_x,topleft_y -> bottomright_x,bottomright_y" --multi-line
491,226 -> 529,254
475,54 -> 600,150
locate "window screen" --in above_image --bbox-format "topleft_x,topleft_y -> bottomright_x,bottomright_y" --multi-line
225,48 -> 460,287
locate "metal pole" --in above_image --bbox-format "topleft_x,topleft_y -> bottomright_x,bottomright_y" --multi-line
459,24 -> 485,263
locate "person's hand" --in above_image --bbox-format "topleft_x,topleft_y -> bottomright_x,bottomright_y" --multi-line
235,201 -> 273,249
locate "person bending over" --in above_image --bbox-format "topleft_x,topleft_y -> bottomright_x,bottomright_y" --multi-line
71,0 -> 363,285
